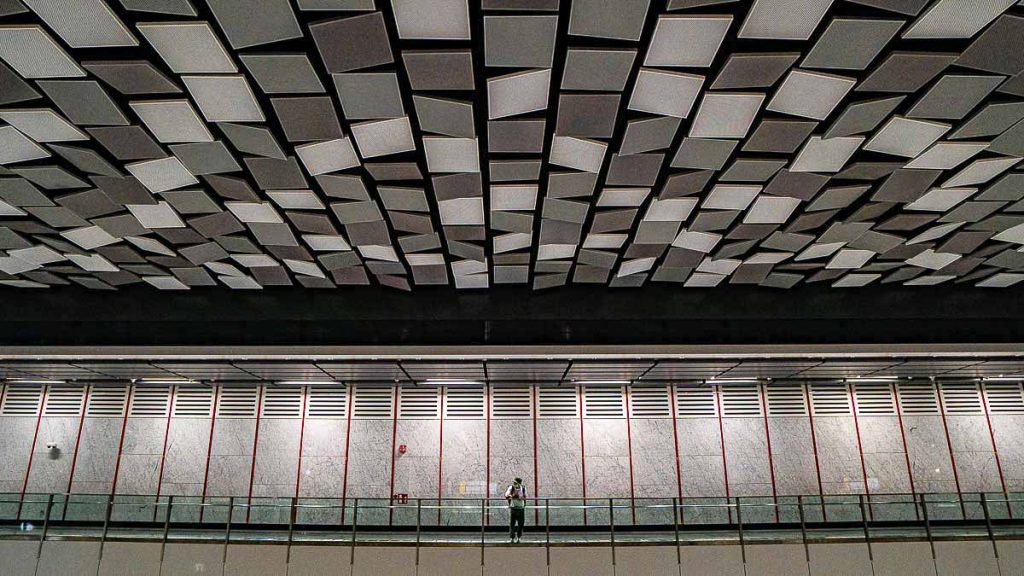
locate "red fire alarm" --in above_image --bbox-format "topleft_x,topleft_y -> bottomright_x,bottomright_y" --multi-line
398,444 -> 407,454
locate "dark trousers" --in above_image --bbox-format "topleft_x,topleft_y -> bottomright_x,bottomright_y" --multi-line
509,507 -> 525,538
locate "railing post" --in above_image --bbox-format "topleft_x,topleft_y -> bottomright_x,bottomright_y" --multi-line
349,498 -> 358,568
415,499 -> 421,569
157,495 -> 172,576
919,494 -> 939,576
32,494 -> 54,576
94,493 -> 113,576
673,497 -> 681,573
609,499 -> 616,568
480,498 -> 486,567
285,497 -> 295,573
545,499 -> 550,569
222,496 -> 233,576
736,497 -> 746,575
798,495 -> 811,576
856,493 -> 875,576
981,493 -> 1002,575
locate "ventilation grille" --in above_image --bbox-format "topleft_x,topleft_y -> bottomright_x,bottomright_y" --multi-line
490,386 -> 532,419
398,387 -> 440,419
261,387 -> 303,418
42,386 -> 85,416
351,386 -> 394,419
216,387 -> 258,418
629,386 -> 671,418
306,386 -> 347,419
984,382 -> 1024,414
675,387 -> 718,418
443,387 -> 485,419
1,385 -> 44,416
583,386 -> 625,418
853,383 -> 897,415
810,384 -> 852,415
897,383 -> 940,415
719,385 -> 763,417
939,383 -> 984,415
85,386 -> 128,417
171,387 -> 214,417
129,386 -> 171,417
537,386 -> 579,418
765,385 -> 808,416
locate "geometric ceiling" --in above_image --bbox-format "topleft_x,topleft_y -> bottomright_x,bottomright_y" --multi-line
2,1 -> 1024,292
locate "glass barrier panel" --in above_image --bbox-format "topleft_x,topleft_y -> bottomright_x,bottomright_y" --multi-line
352,498 -> 389,527
546,498 -> 584,526
960,493 -> 986,521
110,495 -> 159,523
738,497 -> 776,525
0,493 -> 21,521
635,498 -> 674,526
248,497 -> 291,525
63,494 -> 109,522
822,494 -> 862,523
923,493 -> 964,522
982,492 -> 1010,520
776,496 -> 802,524
295,498 -> 341,525
166,495 -> 199,523
17,493 -> 52,522
869,493 -> 918,522
679,497 -> 730,525
799,495 -> 825,524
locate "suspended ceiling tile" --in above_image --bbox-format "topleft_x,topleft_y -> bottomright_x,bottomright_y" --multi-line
136,22 -> 236,74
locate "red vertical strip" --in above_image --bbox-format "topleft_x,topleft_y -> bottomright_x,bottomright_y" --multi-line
484,384 -> 491,526
340,385 -> 354,524
294,387 -> 309,502
980,383 -> 1011,518
109,386 -> 134,496
759,386 -> 780,522
19,386 -> 47,501
153,387 -> 175,504
935,386 -> 966,516
387,387 -> 399,526
892,384 -> 920,520
714,387 -> 730,498
848,384 -> 875,520
245,386 -> 265,523
578,385 -> 588,526
437,387 -> 445,524
802,386 -> 826,520
623,387 -> 636,525
64,387 -> 89,494
531,386 -> 539,525
669,386 -> 683,524
198,388 -> 220,523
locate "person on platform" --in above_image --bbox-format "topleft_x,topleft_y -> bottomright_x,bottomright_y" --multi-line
504,477 -> 527,543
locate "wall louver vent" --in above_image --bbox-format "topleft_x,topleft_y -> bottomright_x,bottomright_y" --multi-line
42,385 -> 85,416
896,383 -> 940,415
215,387 -> 259,418
766,385 -> 808,416
583,386 -> 625,418
719,385 -> 763,417
306,386 -> 347,419
261,387 -> 303,418
939,383 -> 984,415
629,386 -> 671,418
1,385 -> 44,416
537,386 -> 579,418
810,384 -> 852,416
398,387 -> 440,419
852,383 -> 897,415
489,386 -> 532,419
171,386 -> 214,418
351,386 -> 394,419
983,382 -> 1024,414
675,387 -> 718,418
129,386 -> 171,417
85,386 -> 128,417
443,387 -> 485,419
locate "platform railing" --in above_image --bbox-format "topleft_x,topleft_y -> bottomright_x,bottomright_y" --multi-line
3,492 -> 1024,575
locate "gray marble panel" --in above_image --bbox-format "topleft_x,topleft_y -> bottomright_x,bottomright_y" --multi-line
812,417 -> 863,494
302,419 -> 346,457
489,419 -> 533,498
768,417 -> 819,496
946,416 -> 997,453
26,417 -> 80,493
253,419 -> 301,492
582,419 -> 630,524
344,419 -> 393,498
441,419 -> 486,497
205,454 -> 254,497
70,418 -> 122,492
114,454 -> 161,495
954,450 -> 1003,492
0,416 -> 36,487
677,418 -> 726,500
902,415 -> 956,486
121,417 -> 168,455
990,415 -> 1024,491
536,419 -> 583,525
161,418 -> 211,487
629,419 -> 678,498
210,418 -> 256,456
857,416 -> 911,494
676,418 -> 724,456
391,419 -> 440,526
722,418 -> 771,494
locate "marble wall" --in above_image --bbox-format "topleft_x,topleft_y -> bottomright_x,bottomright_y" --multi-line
5,391 -> 1022,527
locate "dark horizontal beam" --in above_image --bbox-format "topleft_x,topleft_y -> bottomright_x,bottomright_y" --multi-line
0,285 -> 1022,347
